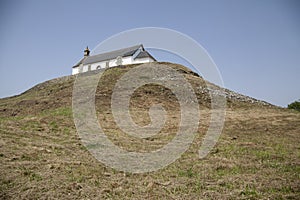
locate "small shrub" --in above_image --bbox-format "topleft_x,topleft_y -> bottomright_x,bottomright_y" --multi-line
287,100 -> 300,111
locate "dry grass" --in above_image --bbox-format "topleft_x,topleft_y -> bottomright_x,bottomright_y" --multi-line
0,63 -> 299,199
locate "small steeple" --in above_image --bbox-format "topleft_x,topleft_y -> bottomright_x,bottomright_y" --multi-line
84,46 -> 90,57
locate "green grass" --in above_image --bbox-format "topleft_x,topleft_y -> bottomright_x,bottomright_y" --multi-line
178,168 -> 196,178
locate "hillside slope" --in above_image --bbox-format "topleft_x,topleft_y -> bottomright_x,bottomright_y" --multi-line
0,62 -> 299,199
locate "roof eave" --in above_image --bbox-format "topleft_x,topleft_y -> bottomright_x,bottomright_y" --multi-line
134,51 -> 156,61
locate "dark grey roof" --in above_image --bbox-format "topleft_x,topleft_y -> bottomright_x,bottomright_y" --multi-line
83,44 -> 143,65
73,57 -> 85,68
135,51 -> 156,61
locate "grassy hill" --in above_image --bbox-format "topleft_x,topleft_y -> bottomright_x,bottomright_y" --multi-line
0,62 -> 299,199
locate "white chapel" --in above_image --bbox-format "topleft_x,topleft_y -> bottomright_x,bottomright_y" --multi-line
72,44 -> 156,75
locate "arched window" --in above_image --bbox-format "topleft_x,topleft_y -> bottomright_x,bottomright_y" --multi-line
116,56 -> 122,66
96,65 -> 101,70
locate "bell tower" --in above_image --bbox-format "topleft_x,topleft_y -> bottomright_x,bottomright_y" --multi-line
84,46 -> 90,57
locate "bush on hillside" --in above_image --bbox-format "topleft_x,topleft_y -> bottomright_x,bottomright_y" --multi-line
288,100 -> 300,111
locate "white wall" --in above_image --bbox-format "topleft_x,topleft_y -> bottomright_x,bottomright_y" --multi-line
72,67 -> 79,75
132,57 -> 155,64
72,55 -> 155,75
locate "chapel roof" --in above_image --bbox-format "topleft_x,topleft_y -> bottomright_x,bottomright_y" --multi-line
73,44 -> 155,68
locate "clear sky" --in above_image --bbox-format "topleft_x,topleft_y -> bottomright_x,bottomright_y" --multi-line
0,0 -> 299,107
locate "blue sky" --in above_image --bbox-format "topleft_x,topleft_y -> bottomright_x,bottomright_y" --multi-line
0,0 -> 299,107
